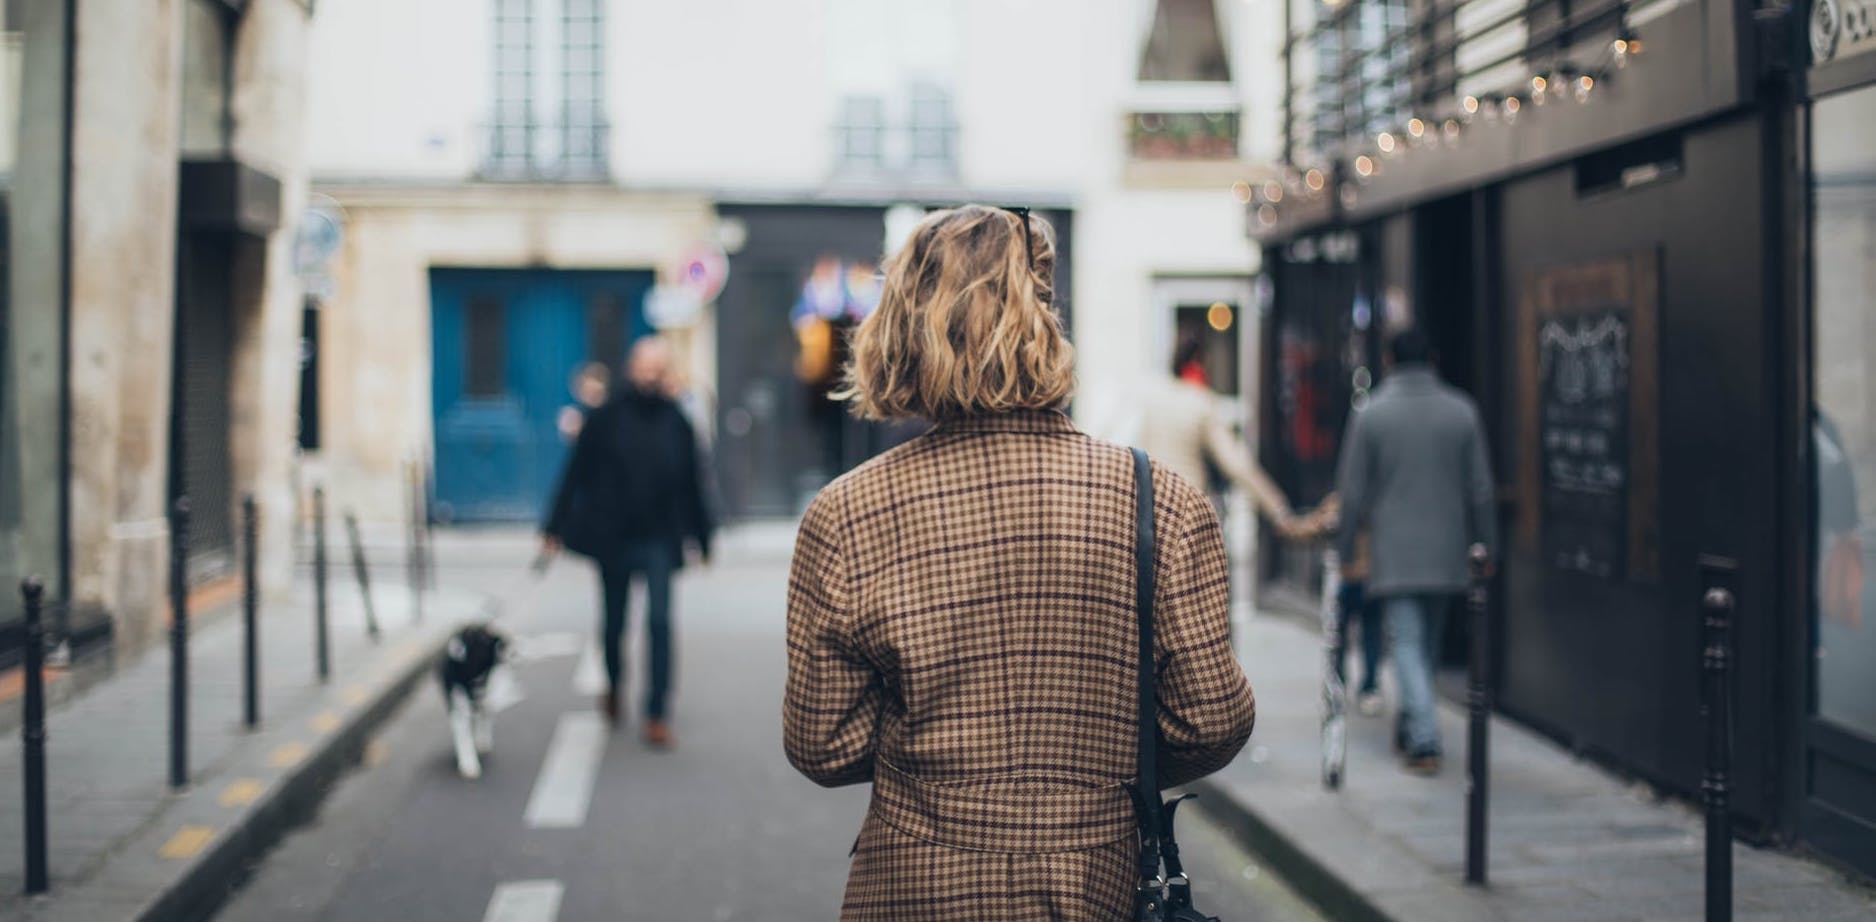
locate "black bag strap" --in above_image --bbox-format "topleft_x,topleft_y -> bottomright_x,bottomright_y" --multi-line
1132,450 -> 1217,921
1131,448 -> 1164,887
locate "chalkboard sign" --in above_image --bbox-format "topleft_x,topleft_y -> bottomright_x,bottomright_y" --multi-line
1537,311 -> 1630,578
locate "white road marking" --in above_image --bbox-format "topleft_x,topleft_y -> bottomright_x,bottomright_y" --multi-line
572,641 -> 606,696
523,712 -> 607,828
481,880 -> 564,922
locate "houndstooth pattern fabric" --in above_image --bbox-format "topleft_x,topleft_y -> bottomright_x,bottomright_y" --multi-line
784,409 -> 1256,921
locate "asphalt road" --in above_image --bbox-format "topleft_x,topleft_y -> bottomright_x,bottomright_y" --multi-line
211,532 -> 1326,922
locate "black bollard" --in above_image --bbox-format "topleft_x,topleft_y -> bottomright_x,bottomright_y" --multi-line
1464,543 -> 1491,887
1699,555 -> 1738,922
313,487 -> 330,683
242,495 -> 259,729
20,577 -> 48,894
344,512 -> 382,642
169,497 -> 191,789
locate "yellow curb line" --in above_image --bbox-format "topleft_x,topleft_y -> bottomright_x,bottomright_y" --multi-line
310,711 -> 342,733
364,740 -> 390,767
269,742 -> 307,768
218,779 -> 265,808
158,825 -> 216,860
341,686 -> 370,707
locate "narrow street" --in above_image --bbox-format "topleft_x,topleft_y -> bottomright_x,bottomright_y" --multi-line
211,529 -> 1326,922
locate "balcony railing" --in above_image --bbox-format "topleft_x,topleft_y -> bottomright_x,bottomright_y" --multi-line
1281,0 -> 1683,166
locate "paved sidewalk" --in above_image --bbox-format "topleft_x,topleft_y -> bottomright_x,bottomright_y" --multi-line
1194,614 -> 1876,922
0,573 -> 483,921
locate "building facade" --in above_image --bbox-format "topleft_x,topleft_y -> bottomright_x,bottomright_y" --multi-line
1250,0 -> 1874,877
0,0 -> 313,660
302,0 -> 1283,523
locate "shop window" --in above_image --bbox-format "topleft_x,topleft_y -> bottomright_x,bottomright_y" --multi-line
1811,84 -> 1876,742
465,295 -> 507,398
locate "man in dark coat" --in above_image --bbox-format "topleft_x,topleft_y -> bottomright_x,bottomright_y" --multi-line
1334,328 -> 1497,775
544,336 -> 712,746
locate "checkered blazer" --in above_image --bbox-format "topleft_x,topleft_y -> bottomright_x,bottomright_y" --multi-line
784,409 -> 1256,921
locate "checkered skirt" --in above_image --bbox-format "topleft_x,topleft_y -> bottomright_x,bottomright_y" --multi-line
784,410 -> 1255,921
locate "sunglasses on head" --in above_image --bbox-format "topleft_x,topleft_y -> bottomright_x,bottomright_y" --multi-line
999,205 -> 1035,272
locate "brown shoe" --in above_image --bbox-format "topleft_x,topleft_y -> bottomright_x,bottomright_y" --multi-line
599,690 -> 620,726
642,719 -> 673,749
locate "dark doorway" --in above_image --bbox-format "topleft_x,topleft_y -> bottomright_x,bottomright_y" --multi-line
171,231 -> 237,584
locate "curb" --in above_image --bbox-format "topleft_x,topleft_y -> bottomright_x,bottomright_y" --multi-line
127,630 -> 449,922
1188,777 -> 1395,922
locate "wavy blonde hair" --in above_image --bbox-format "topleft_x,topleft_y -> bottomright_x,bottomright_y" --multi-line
839,205 -> 1075,421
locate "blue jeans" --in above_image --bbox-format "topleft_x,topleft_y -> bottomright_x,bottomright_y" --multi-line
599,540 -> 676,719
1382,594 -> 1450,757
1335,581 -> 1385,695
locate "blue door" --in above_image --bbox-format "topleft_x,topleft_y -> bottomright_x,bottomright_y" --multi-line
431,268 -> 653,522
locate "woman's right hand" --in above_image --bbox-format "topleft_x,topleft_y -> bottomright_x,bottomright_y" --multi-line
540,534 -> 563,556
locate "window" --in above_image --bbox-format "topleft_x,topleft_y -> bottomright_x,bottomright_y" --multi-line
1812,84 -> 1876,742
465,295 -> 507,398
1138,0 -> 1231,83
487,0 -> 534,178
907,84 -> 956,172
837,96 -> 886,169
484,0 -> 608,180
559,0 -> 607,179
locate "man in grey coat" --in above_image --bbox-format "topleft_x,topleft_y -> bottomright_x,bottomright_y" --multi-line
1335,329 -> 1497,775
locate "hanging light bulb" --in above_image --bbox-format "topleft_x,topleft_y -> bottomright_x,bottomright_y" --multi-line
1377,131 -> 1399,155
1504,96 -> 1522,121
1462,95 -> 1481,118
1231,181 -> 1253,204
1262,179 -> 1284,203
1530,74 -> 1549,105
1304,168 -> 1326,193
1407,117 -> 1427,141
1442,119 -> 1461,142
1354,155 -> 1376,178
1257,204 -> 1278,227
1575,74 -> 1595,103
1613,32 -> 1643,69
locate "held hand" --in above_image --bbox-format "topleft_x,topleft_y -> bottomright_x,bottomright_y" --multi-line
541,534 -> 562,557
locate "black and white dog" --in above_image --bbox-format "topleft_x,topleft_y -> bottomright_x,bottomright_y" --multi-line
439,624 -> 508,779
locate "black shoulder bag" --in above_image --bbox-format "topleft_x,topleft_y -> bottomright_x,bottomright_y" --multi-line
1131,448 -> 1222,922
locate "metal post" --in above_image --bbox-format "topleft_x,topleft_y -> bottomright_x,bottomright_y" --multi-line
168,497 -> 190,789
344,512 -> 382,641
313,487 -> 330,682
242,495 -> 259,729
406,463 -> 422,623
20,577 -> 49,894
1464,543 -> 1491,887
1700,555 -> 1738,922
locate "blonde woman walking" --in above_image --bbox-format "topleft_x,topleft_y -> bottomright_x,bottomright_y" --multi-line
783,205 -> 1255,920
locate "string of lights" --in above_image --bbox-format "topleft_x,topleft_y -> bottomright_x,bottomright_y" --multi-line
1247,5 -> 1649,230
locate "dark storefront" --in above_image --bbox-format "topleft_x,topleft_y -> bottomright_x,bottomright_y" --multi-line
1254,0 -> 1873,877
712,203 -> 1073,520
